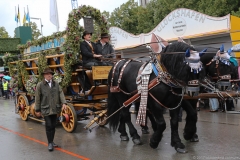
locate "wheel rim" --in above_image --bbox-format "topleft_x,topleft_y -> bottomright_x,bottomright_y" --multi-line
61,105 -> 76,132
17,95 -> 29,121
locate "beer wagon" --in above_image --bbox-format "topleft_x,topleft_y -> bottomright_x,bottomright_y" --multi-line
8,5 -> 111,133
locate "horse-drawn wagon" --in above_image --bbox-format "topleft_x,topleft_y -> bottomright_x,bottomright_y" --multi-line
8,5 -> 112,133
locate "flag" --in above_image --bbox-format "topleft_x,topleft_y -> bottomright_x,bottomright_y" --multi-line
15,6 -> 18,22
23,8 -> 26,25
50,0 -> 59,31
26,5 -> 30,22
17,5 -> 21,25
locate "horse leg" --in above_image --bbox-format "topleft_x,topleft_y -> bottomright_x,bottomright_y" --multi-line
118,112 -> 129,141
147,110 -> 157,132
122,107 -> 142,145
149,103 -> 166,149
181,100 -> 199,142
169,108 -> 187,153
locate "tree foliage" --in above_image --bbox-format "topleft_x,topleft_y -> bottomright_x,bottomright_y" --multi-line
106,0 -> 240,35
23,22 -> 41,40
0,26 -> 10,38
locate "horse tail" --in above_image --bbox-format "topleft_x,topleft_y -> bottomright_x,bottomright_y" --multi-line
107,90 -> 121,132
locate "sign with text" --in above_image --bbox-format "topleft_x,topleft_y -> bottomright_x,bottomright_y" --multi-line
109,8 -> 230,50
23,35 -> 66,54
83,17 -> 94,33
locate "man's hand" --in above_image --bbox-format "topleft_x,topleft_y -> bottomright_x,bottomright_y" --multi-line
93,54 -> 102,58
35,112 -> 42,118
62,104 -> 67,111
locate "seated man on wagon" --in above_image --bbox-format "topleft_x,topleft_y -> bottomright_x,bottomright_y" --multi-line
80,30 -> 110,68
95,33 -> 115,65
79,31 -> 109,90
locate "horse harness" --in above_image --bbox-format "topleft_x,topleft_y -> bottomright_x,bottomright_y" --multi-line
206,56 -> 231,81
205,56 -> 233,91
110,59 -> 185,126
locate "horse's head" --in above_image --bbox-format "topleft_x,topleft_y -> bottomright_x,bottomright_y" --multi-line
160,42 -> 206,96
199,44 -> 238,91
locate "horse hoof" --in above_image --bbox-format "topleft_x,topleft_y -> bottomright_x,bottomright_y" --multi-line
149,140 -> 159,149
176,148 -> 188,154
132,138 -> 142,145
190,137 -> 199,142
120,135 -> 129,141
190,134 -> 199,142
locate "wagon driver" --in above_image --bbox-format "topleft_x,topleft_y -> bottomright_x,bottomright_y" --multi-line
35,68 -> 68,152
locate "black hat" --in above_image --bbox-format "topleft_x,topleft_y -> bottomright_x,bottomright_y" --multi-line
100,33 -> 110,39
42,68 -> 54,75
82,31 -> 92,39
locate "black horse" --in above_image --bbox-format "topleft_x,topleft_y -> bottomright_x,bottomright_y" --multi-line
107,42 -> 206,153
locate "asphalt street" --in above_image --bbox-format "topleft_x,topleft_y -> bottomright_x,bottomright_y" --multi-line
0,97 -> 240,160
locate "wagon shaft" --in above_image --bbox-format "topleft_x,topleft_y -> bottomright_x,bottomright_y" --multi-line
183,91 -> 240,99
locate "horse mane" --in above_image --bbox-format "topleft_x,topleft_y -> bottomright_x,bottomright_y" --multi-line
160,42 -> 198,83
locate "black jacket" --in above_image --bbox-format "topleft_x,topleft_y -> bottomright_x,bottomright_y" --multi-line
95,40 -> 115,58
80,41 -> 101,64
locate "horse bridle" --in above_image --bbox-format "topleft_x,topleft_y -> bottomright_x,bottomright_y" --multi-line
206,56 -> 232,81
205,56 -> 233,91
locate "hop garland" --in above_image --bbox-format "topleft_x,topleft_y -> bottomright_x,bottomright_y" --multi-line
25,75 -> 38,95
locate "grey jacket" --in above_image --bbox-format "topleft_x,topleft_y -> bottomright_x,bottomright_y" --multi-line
95,40 -> 115,58
35,79 -> 66,116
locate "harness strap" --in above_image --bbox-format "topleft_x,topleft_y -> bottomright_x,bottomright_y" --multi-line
118,59 -> 132,84
110,60 -> 123,92
149,92 -> 168,109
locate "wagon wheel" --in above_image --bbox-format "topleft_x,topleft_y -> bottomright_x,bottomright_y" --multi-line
95,110 -> 108,127
61,103 -> 77,133
17,95 -> 30,121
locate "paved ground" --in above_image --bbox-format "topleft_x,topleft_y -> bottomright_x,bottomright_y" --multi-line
1,97 -> 240,160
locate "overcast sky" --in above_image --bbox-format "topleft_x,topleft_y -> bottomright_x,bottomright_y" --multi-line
0,0 -> 135,37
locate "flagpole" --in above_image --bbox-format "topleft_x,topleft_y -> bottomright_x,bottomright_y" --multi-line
55,0 -> 59,32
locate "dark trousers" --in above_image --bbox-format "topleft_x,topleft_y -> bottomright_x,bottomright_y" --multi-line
4,90 -> 9,99
44,114 -> 57,143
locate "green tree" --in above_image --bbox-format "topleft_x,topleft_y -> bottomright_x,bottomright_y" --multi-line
109,0 -> 139,34
0,26 -> 10,38
23,22 -> 41,40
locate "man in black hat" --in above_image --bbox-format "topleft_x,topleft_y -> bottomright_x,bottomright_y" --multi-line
80,31 -> 103,68
96,33 -> 115,59
35,68 -> 67,151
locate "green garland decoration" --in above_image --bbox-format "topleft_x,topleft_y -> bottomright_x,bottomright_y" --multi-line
16,61 -> 23,89
25,75 -> 38,94
60,5 -> 108,88
38,51 -> 48,81
17,61 -> 29,88
2,52 -> 18,66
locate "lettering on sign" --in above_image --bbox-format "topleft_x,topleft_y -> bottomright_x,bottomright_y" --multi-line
157,8 -> 205,32
109,27 -> 129,39
92,66 -> 112,80
24,37 -> 65,54
110,35 -> 117,48
83,17 -> 94,33
172,18 -> 187,36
